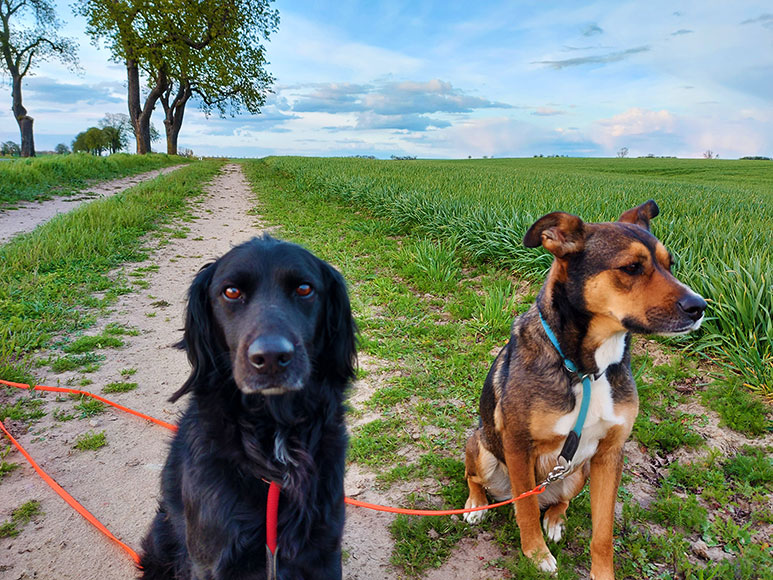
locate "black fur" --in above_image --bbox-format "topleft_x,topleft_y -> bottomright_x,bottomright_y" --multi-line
139,235 -> 357,580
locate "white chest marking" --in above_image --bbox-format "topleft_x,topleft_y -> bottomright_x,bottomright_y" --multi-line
551,332 -> 627,468
593,331 -> 627,372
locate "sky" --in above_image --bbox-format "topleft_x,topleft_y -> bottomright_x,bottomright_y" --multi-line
1,1 -> 771,159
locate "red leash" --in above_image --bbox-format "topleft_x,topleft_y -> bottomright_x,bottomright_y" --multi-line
266,481 -> 280,553
265,480 -> 281,580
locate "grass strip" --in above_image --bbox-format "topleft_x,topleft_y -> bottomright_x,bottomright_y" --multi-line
0,152 -> 188,206
0,159 -> 223,382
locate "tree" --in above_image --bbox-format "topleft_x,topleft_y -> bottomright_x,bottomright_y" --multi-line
76,1 -> 159,154
156,1 -> 279,154
98,112 -> 130,153
72,126 -> 109,155
100,125 -> 123,154
617,146 -> 629,158
54,142 -> 69,154
71,131 -> 88,153
703,149 -> 716,159
1,139 -> 20,155
76,0 -> 278,155
1,0 -> 78,156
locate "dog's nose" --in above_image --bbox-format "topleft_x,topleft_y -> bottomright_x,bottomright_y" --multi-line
677,293 -> 707,321
248,336 -> 295,374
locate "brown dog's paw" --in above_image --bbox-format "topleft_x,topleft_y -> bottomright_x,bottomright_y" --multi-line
462,496 -> 488,524
542,501 -> 569,543
590,569 -> 615,580
525,547 -> 557,574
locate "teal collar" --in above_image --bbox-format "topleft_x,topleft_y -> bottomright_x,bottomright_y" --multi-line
537,308 -> 592,471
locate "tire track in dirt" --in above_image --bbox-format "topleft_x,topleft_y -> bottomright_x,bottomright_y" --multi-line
0,164 -> 185,245
0,163 -> 401,580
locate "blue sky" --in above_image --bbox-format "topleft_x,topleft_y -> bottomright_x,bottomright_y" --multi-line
1,1 -> 771,158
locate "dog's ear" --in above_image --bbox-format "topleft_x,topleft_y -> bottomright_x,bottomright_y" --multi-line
523,212 -> 586,258
618,199 -> 659,231
170,261 -> 221,402
319,262 -> 358,384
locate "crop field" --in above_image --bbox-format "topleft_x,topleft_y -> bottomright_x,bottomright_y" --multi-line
264,156 -> 773,395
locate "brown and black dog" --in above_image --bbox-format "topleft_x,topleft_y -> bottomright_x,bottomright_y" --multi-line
463,200 -> 706,579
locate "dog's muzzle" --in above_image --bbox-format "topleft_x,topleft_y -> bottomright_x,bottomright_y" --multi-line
240,334 -> 307,395
658,292 -> 707,335
248,335 -> 296,374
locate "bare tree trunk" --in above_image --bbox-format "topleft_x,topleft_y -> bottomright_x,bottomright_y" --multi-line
127,59 -> 148,154
12,74 -> 35,157
161,79 -> 192,155
126,59 -> 166,154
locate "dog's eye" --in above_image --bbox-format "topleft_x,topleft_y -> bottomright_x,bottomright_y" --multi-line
223,287 -> 242,300
295,283 -> 314,298
620,263 -> 643,275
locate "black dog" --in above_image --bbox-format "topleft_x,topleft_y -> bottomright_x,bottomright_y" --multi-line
139,235 -> 357,580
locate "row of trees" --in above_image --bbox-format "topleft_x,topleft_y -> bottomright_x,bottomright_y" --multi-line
1,140 -> 63,155
1,0 -> 279,157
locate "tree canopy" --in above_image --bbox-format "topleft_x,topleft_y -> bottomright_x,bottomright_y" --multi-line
76,0 -> 278,154
99,112 -> 131,153
72,126 -> 109,155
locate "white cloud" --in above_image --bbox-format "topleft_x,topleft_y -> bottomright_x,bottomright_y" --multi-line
596,108 -> 676,139
532,107 -> 565,116
590,106 -> 770,158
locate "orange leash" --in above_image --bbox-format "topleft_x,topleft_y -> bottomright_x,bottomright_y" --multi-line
0,379 -> 178,431
344,485 -> 544,516
1,377 -> 546,564
0,417 -> 141,564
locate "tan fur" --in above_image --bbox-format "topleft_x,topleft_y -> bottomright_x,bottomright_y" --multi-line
654,242 -> 672,269
493,402 -> 506,433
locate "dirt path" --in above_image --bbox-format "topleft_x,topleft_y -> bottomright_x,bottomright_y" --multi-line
0,165 -> 184,244
0,164 -> 406,580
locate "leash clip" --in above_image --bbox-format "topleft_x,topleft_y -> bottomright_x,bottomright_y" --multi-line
544,456 -> 571,486
265,545 -> 279,580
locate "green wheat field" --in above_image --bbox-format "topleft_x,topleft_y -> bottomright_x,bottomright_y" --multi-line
264,156 -> 773,394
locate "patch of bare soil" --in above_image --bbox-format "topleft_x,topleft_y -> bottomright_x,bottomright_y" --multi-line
343,354 -> 401,579
0,165 -> 184,244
